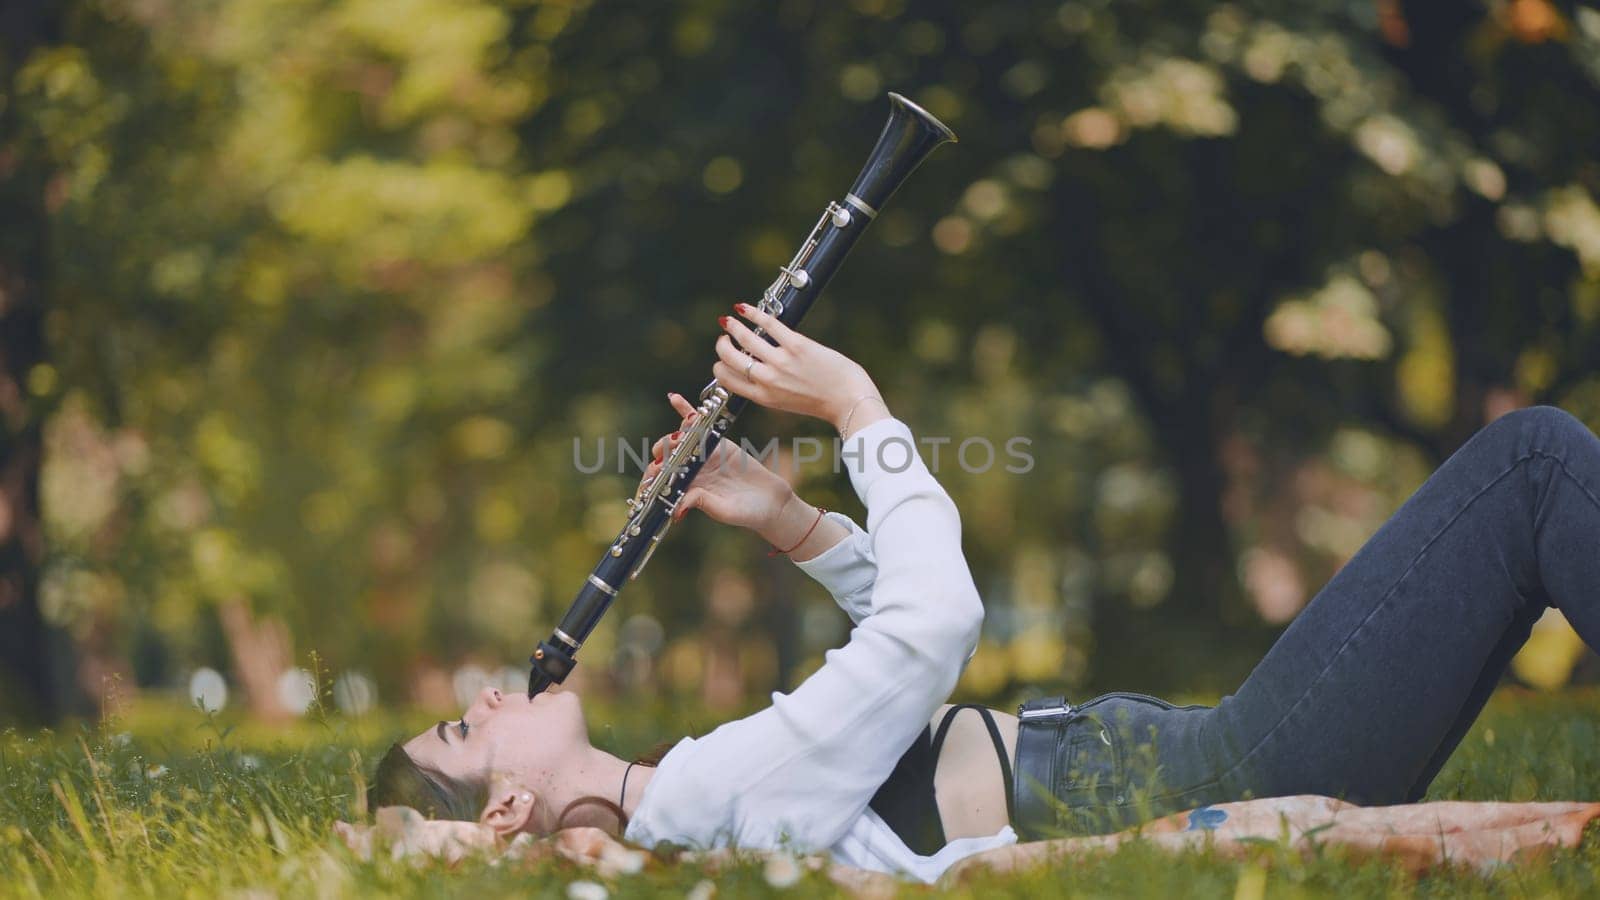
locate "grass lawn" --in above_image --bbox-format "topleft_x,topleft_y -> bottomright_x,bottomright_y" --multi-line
4,687 -> 1600,898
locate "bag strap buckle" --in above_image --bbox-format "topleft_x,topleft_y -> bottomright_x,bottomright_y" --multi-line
1017,695 -> 1075,720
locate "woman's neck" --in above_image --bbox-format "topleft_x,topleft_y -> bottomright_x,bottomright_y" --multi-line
551,747 -> 657,833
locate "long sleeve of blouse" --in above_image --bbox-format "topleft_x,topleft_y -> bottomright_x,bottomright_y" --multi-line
794,513 -> 981,671
792,511 -> 877,625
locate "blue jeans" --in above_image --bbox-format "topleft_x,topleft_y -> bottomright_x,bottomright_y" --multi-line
1017,406 -> 1600,836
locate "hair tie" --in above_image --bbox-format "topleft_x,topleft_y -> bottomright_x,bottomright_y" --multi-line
769,507 -> 826,557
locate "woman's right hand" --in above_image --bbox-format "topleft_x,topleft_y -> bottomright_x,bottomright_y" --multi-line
639,393 -> 848,560
710,303 -> 889,436
638,393 -> 794,532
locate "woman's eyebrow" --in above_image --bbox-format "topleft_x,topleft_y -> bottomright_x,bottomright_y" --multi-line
435,721 -> 450,744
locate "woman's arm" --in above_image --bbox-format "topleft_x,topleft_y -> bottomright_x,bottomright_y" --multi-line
791,512 -> 877,625
627,307 -> 984,853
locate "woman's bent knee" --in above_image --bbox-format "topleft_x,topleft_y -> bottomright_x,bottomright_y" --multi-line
1478,406 -> 1596,461
1497,405 -> 1591,445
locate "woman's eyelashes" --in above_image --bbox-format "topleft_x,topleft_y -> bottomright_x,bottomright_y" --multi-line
458,720 -> 470,740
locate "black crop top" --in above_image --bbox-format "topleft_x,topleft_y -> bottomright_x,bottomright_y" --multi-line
866,704 -> 1015,855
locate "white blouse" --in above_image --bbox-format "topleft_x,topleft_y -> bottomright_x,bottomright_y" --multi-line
624,417 -> 1018,883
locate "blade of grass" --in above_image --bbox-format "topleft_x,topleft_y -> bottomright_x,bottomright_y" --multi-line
51,777 -> 105,870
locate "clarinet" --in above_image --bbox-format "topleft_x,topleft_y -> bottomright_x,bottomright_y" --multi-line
528,93 -> 956,697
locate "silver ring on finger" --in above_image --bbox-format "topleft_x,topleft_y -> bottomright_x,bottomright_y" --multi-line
744,353 -> 758,378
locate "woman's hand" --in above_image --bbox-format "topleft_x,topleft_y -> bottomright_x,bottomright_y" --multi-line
638,393 -> 793,533
711,303 -> 889,436
639,393 -> 848,560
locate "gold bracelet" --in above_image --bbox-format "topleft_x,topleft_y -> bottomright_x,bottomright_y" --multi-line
838,394 -> 885,441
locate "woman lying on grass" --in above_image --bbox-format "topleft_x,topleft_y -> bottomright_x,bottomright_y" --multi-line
361,303 -> 1600,884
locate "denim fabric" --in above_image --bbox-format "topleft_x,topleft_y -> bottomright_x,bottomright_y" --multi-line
1025,406 -> 1600,836
1015,694 -> 1226,837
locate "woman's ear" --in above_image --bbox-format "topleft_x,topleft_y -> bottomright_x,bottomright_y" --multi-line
480,786 -> 540,838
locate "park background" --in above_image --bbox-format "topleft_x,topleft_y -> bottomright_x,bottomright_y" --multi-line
3,0 -> 1600,737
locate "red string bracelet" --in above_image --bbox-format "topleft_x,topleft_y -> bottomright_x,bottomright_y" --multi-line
769,507 -> 826,557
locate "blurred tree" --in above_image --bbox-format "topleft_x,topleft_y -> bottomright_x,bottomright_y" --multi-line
18,0 -> 564,715
0,0 -> 69,723
990,0 -> 1600,685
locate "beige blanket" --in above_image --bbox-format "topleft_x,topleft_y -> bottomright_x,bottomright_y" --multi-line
335,795 -> 1600,890
942,795 -> 1600,882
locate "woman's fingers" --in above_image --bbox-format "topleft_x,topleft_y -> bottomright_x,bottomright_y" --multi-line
734,302 -> 800,345
643,429 -> 685,494
713,333 -> 762,372
712,338 -> 773,398
667,391 -> 697,421
674,486 -> 734,523
720,316 -> 778,363
712,359 -> 764,401
672,487 -> 700,521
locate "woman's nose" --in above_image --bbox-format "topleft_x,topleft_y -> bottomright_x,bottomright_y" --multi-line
465,685 -> 504,720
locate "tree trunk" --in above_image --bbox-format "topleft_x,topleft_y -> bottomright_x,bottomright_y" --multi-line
0,0 -> 65,724
1087,392 -> 1267,694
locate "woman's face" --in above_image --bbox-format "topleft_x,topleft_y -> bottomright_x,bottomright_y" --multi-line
401,685 -> 591,788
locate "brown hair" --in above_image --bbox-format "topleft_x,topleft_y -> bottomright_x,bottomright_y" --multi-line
367,740 -> 676,832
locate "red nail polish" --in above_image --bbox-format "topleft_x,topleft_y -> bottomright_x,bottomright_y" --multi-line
734,302 -> 750,315
718,315 -> 729,328
671,431 -> 682,438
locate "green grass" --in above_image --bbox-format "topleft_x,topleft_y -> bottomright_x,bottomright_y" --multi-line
3,688 -> 1600,898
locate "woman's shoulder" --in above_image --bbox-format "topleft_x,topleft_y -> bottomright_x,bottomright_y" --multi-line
624,735 -> 736,848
